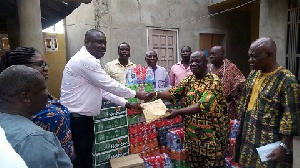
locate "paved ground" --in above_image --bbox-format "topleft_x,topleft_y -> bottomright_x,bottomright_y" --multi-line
293,136 -> 300,167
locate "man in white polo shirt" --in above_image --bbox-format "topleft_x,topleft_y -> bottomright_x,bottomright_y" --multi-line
60,29 -> 147,168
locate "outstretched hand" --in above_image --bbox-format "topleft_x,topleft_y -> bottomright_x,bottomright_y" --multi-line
135,92 -> 148,101
127,103 -> 144,112
165,109 -> 179,119
145,92 -> 156,101
135,91 -> 156,102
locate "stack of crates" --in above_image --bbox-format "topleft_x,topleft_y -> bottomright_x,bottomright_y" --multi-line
126,84 -> 160,156
93,100 -> 129,168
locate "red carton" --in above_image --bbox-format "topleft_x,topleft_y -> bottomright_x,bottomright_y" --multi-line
130,139 -> 159,154
156,115 -> 182,128
129,129 -> 158,144
129,122 -> 156,135
139,147 -> 160,159
166,127 -> 184,150
144,154 -> 165,168
170,149 -> 188,161
127,108 -> 142,116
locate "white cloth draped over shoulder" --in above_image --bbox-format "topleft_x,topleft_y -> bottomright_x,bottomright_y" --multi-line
0,126 -> 28,168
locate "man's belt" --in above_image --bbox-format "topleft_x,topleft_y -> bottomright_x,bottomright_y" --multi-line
70,113 -> 93,118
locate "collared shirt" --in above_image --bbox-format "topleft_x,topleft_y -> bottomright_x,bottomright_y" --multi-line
169,73 -> 229,167
60,46 -> 136,116
153,65 -> 171,90
233,67 -> 300,167
104,59 -> 136,84
208,59 -> 246,119
170,61 -> 193,87
0,113 -> 72,168
31,95 -> 75,160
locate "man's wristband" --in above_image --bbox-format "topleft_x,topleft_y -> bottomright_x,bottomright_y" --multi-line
279,142 -> 291,155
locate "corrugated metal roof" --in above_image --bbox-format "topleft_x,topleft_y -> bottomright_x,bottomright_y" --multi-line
0,0 -> 92,31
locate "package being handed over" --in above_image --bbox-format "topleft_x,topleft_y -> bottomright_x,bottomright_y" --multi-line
141,99 -> 169,123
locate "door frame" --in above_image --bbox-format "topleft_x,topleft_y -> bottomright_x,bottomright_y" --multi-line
146,27 -> 180,62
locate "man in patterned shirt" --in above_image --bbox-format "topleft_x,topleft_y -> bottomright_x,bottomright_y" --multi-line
208,46 -> 245,120
233,37 -> 300,167
105,42 -> 136,84
146,51 -> 229,167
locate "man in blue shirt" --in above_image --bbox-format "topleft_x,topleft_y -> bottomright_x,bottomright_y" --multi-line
0,65 -> 72,168
145,50 -> 171,91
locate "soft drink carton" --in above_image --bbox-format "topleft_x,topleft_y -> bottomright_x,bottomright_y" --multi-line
162,153 -> 173,168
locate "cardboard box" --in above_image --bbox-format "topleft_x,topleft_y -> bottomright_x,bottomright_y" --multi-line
94,136 -> 129,153
129,129 -> 157,144
127,109 -> 142,116
127,114 -> 145,125
101,99 -> 118,108
95,106 -> 127,120
157,123 -> 183,138
126,84 -> 154,93
93,161 -> 111,168
93,147 -> 129,165
95,126 -> 128,143
172,160 -> 189,168
110,154 -> 144,168
129,139 -> 158,154
94,115 -> 127,133
128,122 -> 156,135
156,116 -> 182,128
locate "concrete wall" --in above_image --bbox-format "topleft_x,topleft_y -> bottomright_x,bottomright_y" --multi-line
250,1 -> 260,42
65,0 -> 252,74
259,0 -> 289,67
17,0 -> 44,53
65,2 -> 95,60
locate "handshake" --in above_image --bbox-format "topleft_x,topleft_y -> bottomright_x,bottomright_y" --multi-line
128,91 -> 179,119
135,91 -> 157,102
126,91 -> 158,111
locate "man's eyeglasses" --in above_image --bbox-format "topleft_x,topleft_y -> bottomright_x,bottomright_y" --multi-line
28,61 -> 49,69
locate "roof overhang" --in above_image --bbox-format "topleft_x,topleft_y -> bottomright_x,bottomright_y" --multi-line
208,0 -> 252,11
0,0 -> 92,31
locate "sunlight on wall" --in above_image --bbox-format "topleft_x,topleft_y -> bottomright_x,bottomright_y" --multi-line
42,20 -> 64,34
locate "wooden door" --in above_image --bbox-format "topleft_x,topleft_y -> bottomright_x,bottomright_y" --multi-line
199,33 -> 225,61
148,29 -> 177,72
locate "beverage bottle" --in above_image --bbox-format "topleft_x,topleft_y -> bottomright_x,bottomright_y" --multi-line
145,67 -> 155,85
230,119 -> 239,138
126,68 -> 137,85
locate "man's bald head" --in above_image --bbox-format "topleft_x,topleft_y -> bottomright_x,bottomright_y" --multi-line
248,37 -> 278,72
84,29 -> 105,44
250,37 -> 276,57
145,50 -> 158,69
146,50 -> 157,56
211,46 -> 224,54
210,46 -> 224,65
190,51 -> 208,78
191,50 -> 206,60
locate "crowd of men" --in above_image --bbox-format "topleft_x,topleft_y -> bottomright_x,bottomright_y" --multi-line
0,28 -> 299,168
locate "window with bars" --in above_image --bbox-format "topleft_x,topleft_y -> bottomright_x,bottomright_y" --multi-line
286,0 -> 300,81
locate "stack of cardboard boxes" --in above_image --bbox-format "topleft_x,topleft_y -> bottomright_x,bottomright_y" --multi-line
126,84 -> 160,156
110,154 -> 144,168
93,100 -> 130,168
166,128 -> 189,168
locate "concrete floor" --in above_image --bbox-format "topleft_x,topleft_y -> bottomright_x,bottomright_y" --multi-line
293,136 -> 300,167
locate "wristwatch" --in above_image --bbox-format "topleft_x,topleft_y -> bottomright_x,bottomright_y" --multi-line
279,142 -> 291,155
